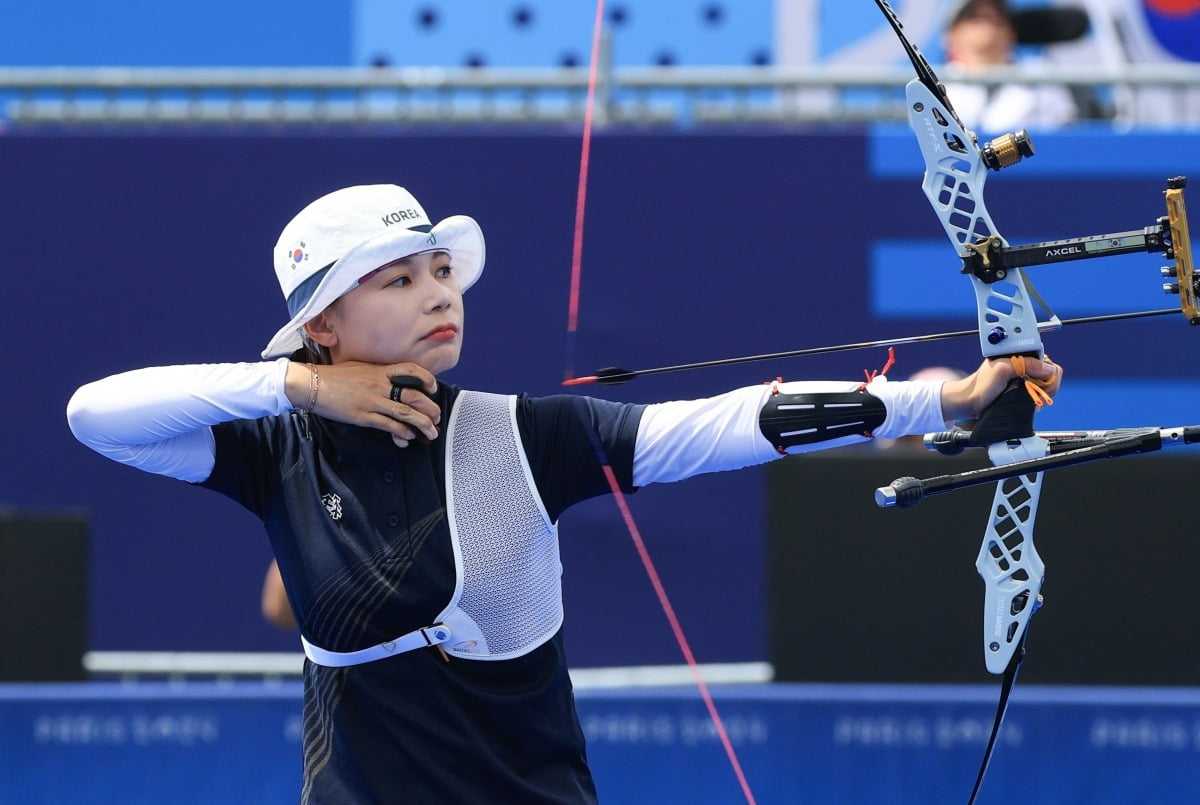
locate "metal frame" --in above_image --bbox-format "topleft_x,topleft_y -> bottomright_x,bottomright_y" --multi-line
3,63 -> 1199,126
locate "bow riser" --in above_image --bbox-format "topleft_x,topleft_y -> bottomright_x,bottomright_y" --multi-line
905,80 -> 1046,358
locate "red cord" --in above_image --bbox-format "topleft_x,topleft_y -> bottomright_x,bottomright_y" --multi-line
563,3 -> 758,800
599,467 -> 758,805
863,346 -> 896,384
562,0 -> 605,382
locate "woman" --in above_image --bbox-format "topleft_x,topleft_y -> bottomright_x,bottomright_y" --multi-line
67,184 -> 1060,803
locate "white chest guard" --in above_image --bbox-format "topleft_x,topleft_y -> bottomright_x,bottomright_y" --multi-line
300,390 -> 562,667
436,390 -> 563,660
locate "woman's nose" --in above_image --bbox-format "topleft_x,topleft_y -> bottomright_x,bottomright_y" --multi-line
425,280 -> 454,311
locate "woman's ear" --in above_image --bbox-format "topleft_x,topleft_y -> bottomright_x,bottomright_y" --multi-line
303,311 -> 338,349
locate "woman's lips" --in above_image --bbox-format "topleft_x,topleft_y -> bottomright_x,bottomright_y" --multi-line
422,324 -> 458,341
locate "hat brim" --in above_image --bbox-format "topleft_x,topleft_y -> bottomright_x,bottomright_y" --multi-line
261,215 -> 485,359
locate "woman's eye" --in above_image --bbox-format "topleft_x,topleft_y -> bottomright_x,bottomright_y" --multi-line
389,276 -> 411,287
436,265 -> 453,278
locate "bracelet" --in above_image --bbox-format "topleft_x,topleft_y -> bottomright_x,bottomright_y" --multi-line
303,364 -> 321,413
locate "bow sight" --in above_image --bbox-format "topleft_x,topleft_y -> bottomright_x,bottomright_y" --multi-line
962,122 -> 1194,330
961,174 -> 1199,331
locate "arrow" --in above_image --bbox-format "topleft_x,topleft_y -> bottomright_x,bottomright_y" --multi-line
562,308 -> 1178,386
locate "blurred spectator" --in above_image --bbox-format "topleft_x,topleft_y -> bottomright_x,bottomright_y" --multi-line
943,0 -> 1078,133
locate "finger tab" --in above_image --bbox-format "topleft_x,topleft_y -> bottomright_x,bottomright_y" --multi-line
389,375 -> 425,401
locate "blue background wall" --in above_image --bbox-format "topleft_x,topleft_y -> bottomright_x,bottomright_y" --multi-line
3,0 -> 1198,672
7,127 -> 1199,666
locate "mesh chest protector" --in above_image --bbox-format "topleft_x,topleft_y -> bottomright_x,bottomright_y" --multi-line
298,391 -> 562,667
437,391 -> 563,660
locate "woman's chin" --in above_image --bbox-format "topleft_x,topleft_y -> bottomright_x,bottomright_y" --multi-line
410,344 -> 462,376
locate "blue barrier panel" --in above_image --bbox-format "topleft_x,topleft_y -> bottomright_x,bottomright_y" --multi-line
0,683 -> 303,804
3,682 -> 1199,804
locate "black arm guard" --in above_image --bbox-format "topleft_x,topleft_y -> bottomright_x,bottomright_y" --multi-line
758,388 -> 887,453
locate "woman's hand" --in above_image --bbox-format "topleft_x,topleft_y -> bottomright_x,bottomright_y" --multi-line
286,361 -> 441,447
940,355 -> 1063,421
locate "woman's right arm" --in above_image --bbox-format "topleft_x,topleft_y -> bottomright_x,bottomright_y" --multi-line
66,359 -> 301,482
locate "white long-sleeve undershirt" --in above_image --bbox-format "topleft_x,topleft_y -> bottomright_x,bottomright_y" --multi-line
631,378 -> 947,485
66,363 -> 948,488
66,359 -> 294,483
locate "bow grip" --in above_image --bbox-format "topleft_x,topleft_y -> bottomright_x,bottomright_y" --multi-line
968,377 -> 1037,447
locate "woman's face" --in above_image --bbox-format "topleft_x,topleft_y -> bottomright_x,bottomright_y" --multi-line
309,250 -> 464,373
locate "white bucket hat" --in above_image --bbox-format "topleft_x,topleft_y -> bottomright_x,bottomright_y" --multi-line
262,184 -> 485,359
